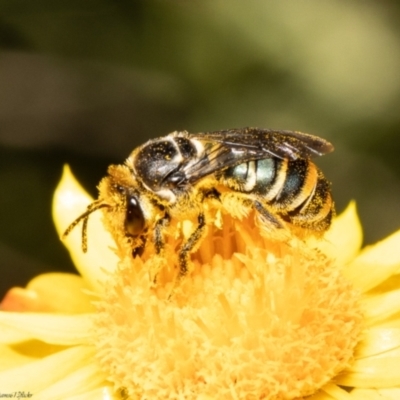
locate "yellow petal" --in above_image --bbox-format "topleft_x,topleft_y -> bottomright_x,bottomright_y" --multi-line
356,327 -> 400,358
0,343 -> 36,372
1,287 -> 48,312
309,202 -> 363,265
52,165 -> 119,292
336,356 -> 400,387
307,391 -> 335,400
307,388 -> 337,400
9,340 -> 67,360
319,382 -> 353,399
1,273 -> 95,313
37,363 -> 108,400
376,318 -> 400,330
369,274 -> 400,295
362,289 -> 400,326
376,388 -> 400,400
0,345 -> 95,392
350,388 -> 388,400
27,272 -> 95,313
67,386 -> 117,400
344,229 -> 400,293
0,311 -> 92,345
0,321 -> 32,343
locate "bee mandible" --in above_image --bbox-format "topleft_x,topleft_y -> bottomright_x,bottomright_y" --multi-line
63,128 -> 334,277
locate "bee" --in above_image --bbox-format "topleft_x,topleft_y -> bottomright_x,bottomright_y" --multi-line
63,128 -> 334,277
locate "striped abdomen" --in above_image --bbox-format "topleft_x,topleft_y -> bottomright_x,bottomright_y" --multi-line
220,158 -> 334,230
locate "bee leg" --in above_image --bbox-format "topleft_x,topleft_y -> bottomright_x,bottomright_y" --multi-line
179,212 -> 206,277
132,235 -> 147,258
154,213 -> 171,254
202,187 -> 221,201
149,214 -> 171,285
252,200 -> 284,228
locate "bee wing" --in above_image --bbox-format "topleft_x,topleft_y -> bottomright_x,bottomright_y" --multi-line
197,128 -> 333,158
182,127 -> 333,183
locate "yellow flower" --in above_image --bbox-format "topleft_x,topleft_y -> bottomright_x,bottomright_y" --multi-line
1,165 -> 400,399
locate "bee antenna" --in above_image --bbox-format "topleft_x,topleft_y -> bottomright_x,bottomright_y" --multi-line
62,202 -> 111,252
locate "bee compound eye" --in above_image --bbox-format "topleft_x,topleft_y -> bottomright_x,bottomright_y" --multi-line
124,195 -> 145,237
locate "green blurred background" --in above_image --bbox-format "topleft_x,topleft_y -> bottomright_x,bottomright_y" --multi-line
1,1 -> 400,298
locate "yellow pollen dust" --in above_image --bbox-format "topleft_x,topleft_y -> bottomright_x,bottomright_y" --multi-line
93,207 -> 362,400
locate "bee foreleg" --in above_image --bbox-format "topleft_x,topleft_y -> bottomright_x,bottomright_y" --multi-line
202,187 -> 221,201
252,200 -> 284,228
154,213 -> 170,254
178,212 -> 206,277
132,235 -> 147,258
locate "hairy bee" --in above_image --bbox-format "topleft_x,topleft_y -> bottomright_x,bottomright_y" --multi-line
63,128 -> 334,276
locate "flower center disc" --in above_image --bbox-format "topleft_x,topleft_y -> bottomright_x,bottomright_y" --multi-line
94,209 -> 362,399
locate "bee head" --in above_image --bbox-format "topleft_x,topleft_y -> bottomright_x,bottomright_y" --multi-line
63,163 -> 147,254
